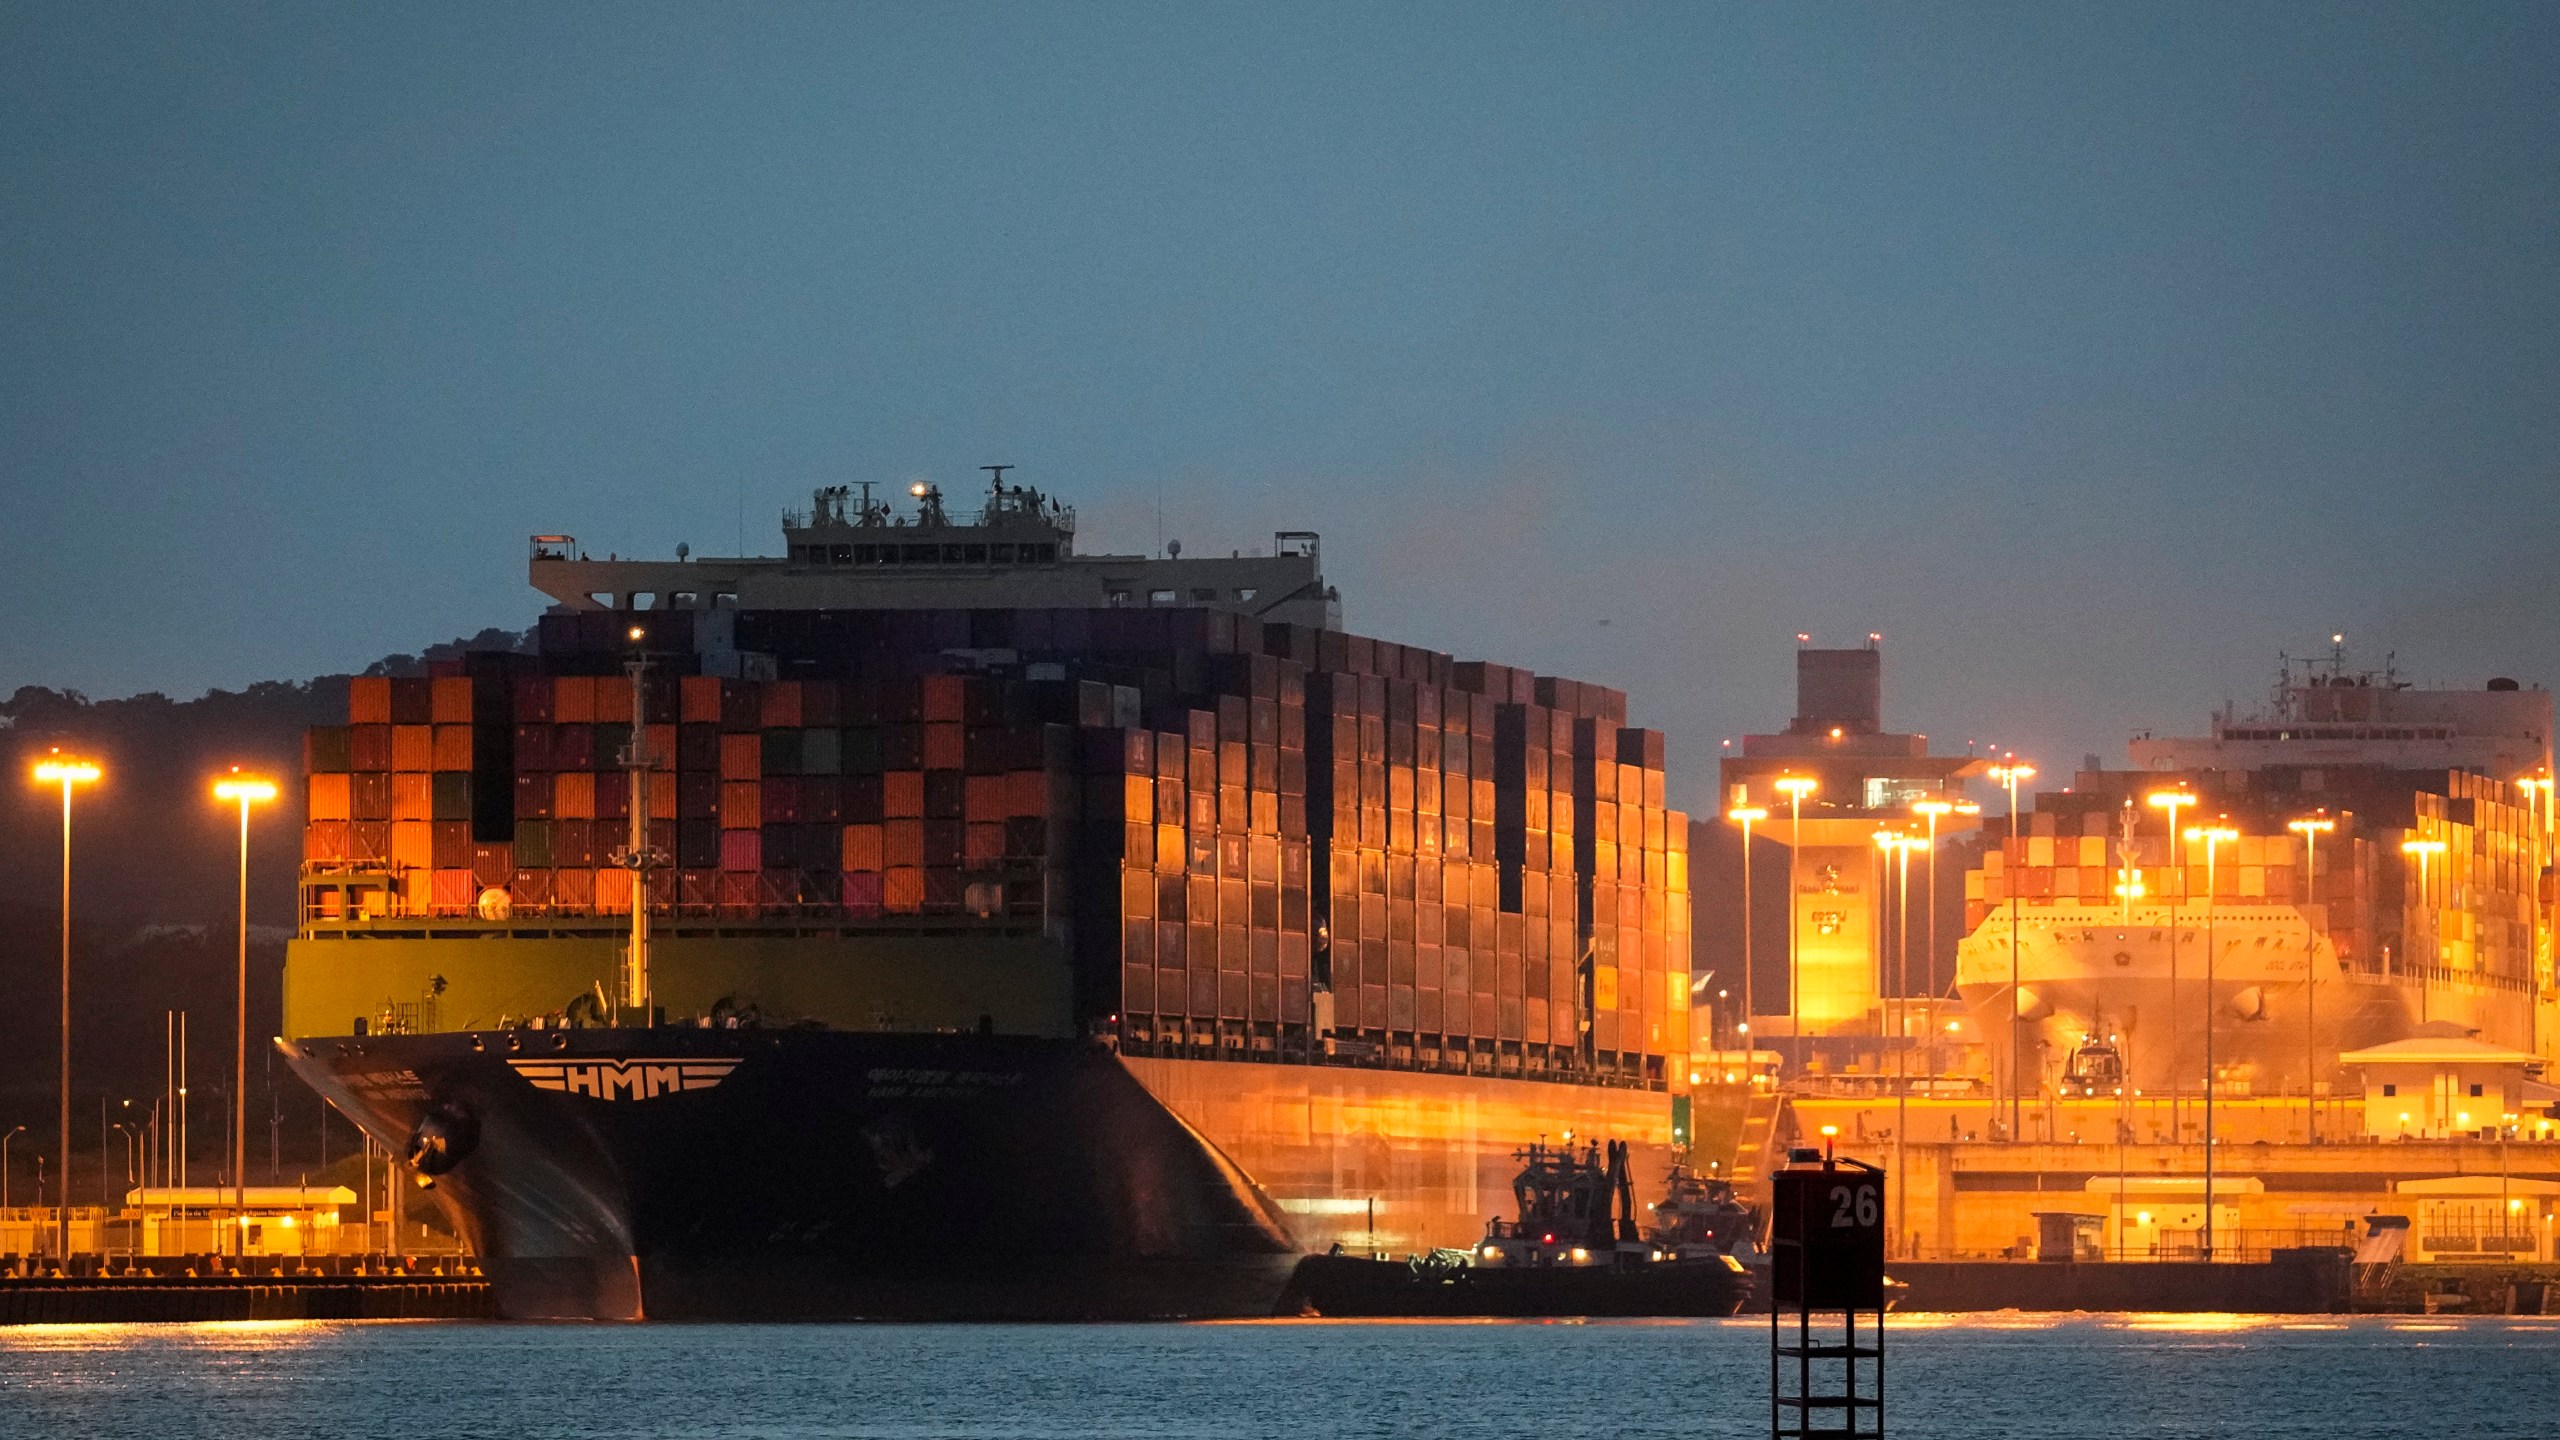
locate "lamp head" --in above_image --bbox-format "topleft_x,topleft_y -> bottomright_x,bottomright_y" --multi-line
32,751 -> 101,787
1774,776 -> 1817,799
1726,806 -> 1767,824
213,768 -> 279,805
2146,790 -> 2194,812
1911,799 -> 1953,818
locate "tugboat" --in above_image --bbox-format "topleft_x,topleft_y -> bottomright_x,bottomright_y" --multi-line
2058,1031 -> 2128,1098
1277,1140 -> 1755,1317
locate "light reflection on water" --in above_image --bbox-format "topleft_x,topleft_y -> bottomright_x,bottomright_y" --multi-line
3,1314 -> 2556,1440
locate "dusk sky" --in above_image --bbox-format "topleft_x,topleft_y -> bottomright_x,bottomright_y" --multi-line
5,3 -> 2555,812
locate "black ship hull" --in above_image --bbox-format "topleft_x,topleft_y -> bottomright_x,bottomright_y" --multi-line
1281,1252 -> 1753,1318
281,1028 -> 1301,1321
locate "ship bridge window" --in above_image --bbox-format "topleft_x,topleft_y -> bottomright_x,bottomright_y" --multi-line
713,591 -> 737,608
669,591 -> 697,608
1192,587 -> 1217,602
852,545 -> 878,565
964,544 -> 987,564
1149,588 -> 1179,605
1108,589 -> 1132,606
828,545 -> 852,565
901,544 -> 937,564
943,544 -> 966,563
1029,543 -> 1056,563
1235,587 -> 1258,601
990,543 -> 1014,564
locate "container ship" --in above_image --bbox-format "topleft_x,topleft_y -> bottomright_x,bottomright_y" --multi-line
1953,647 -> 2555,1111
278,476 -> 1699,1319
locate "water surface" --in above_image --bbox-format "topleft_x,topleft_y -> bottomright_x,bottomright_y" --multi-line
2,1314 -> 2551,1439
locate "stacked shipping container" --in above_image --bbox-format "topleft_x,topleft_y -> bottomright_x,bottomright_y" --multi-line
302,610 -> 1689,1086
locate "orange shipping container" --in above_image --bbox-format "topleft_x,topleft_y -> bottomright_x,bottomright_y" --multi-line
841,823 -> 884,872
430,676 -> 473,724
885,865 -> 926,913
720,733 -> 760,780
303,820 -> 351,863
554,676 -> 598,725
391,772 -> 433,822
963,774 -> 1006,821
884,818 -> 925,868
390,821 -> 433,871
1006,770 -> 1048,818
432,725 -> 473,771
348,676 -> 393,724
965,822 -> 1005,863
555,772 -> 597,820
390,725 -> 434,772
595,867 -> 632,914
308,773 -> 352,822
720,782 -> 760,829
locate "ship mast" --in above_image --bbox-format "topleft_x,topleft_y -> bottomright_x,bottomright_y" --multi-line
615,627 -> 666,1024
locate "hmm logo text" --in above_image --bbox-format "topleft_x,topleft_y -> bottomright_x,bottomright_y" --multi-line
508,1058 -> 740,1100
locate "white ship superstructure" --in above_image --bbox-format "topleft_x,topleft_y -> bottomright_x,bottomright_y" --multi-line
1956,651 -> 2556,1113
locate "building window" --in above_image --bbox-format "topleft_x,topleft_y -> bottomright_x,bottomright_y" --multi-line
2470,1083 -> 2484,1097
2382,1083 -> 2396,1096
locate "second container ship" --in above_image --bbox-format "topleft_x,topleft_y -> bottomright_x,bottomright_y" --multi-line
278,475 -> 1702,1319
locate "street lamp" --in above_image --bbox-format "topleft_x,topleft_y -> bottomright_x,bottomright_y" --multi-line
1988,760 -> 2037,1141
1774,776 -> 1817,1075
1728,805 -> 1768,1054
1,1125 -> 23,1208
2401,837 -> 2448,979
2183,823 -> 2238,1262
2288,815 -> 2336,1141
1874,829 -> 1929,1256
32,750 -> 101,1261
2518,774 -> 2554,1057
214,769 -> 278,1258
2147,788 -> 2197,1133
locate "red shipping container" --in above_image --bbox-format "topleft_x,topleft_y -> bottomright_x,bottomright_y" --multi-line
681,675 -> 722,724
472,843 -> 513,888
431,821 -> 471,869
555,772 -> 596,819
510,869 -> 552,909
762,776 -> 801,824
303,821 -> 351,863
720,733 -> 760,780
351,821 -> 391,862
760,681 -> 803,729
349,724 -> 392,771
884,818 -> 925,867
842,870 -> 884,916
719,828 -> 762,872
884,771 -> 925,818
595,868 -> 631,914
921,674 -> 964,723
431,868 -> 476,913
720,781 -> 760,829
924,723 -> 964,770
348,676 -> 393,724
